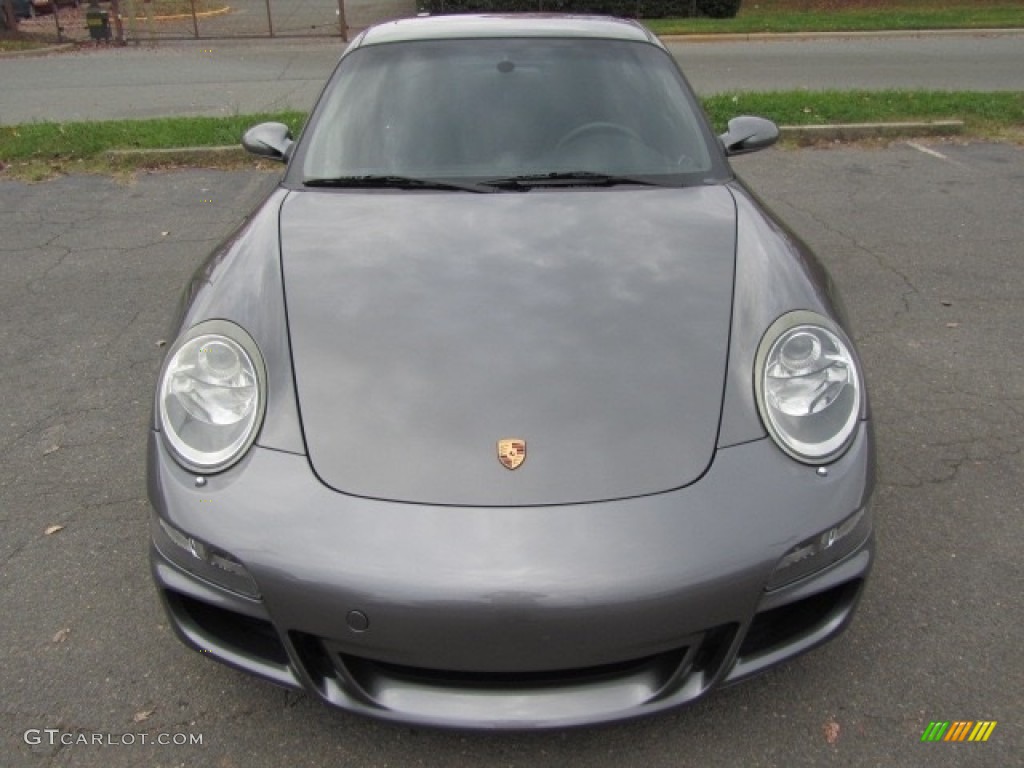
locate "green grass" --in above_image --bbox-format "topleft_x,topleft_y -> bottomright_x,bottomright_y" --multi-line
0,92 -> 1021,177
700,90 -> 1024,134
0,112 -> 306,163
645,0 -> 1024,35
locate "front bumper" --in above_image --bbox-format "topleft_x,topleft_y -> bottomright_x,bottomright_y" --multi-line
148,425 -> 874,729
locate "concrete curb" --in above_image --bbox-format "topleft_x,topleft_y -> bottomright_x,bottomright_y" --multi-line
105,145 -> 252,167
659,27 -> 1024,44
104,121 -> 967,166
779,120 -> 965,143
0,42 -> 76,57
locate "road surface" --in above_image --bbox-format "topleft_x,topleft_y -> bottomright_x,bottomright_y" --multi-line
0,31 -> 1021,124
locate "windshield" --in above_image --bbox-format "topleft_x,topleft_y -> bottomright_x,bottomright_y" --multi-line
294,37 -> 719,185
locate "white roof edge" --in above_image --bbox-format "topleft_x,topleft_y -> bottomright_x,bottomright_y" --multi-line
357,14 -> 658,47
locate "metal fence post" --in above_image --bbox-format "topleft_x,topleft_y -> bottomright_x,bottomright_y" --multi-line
336,0 -> 347,40
125,0 -> 138,43
51,2 -> 62,42
110,0 -> 124,44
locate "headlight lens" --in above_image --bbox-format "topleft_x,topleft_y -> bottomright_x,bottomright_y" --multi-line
755,312 -> 862,464
158,321 -> 266,472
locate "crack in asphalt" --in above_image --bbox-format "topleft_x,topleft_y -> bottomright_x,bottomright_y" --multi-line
879,439 -> 1022,490
0,399 -> 140,459
79,495 -> 149,513
0,540 -> 30,569
0,413 -> 61,462
25,245 -> 75,296
783,198 -> 919,318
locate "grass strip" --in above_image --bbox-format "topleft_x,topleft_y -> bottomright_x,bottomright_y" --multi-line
0,111 -> 306,162
700,90 -> 1023,134
0,92 -> 1020,173
645,2 -> 1024,35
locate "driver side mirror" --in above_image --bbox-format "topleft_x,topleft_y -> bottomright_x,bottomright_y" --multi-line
719,116 -> 780,157
242,122 -> 295,163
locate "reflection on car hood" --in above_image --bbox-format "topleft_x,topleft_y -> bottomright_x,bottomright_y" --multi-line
280,186 -> 737,506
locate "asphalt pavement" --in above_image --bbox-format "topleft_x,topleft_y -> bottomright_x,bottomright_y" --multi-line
1,142 -> 1021,766
0,30 -> 1022,124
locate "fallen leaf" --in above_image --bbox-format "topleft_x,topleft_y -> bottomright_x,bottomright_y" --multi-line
133,708 -> 155,723
940,299 -> 952,306
946,322 -> 960,328
52,628 -> 71,643
156,339 -> 167,348
40,423 -> 65,456
161,231 -> 169,237
44,524 -> 64,536
823,718 -> 841,746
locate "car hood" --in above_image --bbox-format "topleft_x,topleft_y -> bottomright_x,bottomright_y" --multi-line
279,186 -> 737,506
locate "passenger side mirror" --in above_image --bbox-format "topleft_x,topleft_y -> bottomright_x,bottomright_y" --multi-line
719,116 -> 780,157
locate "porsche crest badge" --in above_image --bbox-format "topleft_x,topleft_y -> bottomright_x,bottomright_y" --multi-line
497,439 -> 526,470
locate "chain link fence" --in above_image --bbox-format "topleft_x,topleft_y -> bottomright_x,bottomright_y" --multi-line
11,0 -> 362,43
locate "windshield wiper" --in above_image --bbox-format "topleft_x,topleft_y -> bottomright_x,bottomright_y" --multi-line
481,171 -> 669,190
303,175 -> 496,194
302,172 -> 670,193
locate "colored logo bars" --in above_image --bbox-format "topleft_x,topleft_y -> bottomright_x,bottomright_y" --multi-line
921,721 -> 997,743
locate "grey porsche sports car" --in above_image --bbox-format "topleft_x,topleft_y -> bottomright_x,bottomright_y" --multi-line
148,14 -> 874,729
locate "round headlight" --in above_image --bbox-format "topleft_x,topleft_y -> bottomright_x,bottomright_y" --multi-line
158,321 -> 266,472
755,311 -> 863,464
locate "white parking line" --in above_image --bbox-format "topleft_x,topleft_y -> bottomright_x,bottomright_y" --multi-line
906,141 -> 951,161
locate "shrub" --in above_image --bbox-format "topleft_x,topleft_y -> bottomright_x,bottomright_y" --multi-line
695,0 -> 741,18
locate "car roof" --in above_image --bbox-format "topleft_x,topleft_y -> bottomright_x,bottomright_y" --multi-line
354,14 -> 659,48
